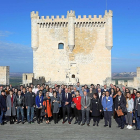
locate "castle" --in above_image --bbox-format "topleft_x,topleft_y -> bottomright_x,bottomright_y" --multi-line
23,10 -> 113,85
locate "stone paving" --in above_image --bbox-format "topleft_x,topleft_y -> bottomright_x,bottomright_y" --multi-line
0,118 -> 139,140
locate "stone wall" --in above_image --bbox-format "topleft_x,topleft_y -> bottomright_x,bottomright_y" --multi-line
0,66 -> 9,85
22,73 -> 34,86
30,10 -> 113,85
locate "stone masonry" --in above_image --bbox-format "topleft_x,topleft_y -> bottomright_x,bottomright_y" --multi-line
28,10 -> 113,85
0,66 -> 9,85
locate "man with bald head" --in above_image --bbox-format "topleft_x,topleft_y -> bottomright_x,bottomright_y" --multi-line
62,88 -> 72,124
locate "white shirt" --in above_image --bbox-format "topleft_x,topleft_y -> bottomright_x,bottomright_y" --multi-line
49,92 -> 53,97
98,92 -> 101,98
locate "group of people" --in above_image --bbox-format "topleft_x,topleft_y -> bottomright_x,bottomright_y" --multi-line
0,82 -> 140,130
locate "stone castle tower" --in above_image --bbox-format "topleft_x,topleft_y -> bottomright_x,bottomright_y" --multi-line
30,10 -> 113,85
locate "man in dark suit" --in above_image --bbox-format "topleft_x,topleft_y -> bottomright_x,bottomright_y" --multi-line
115,91 -> 126,129
62,88 -> 72,124
134,91 -> 140,130
101,85 -> 109,93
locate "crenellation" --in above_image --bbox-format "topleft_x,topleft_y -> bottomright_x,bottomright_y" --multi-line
99,15 -> 102,18
31,11 -> 39,19
83,15 -> 86,18
88,15 -> 92,18
67,10 -> 75,17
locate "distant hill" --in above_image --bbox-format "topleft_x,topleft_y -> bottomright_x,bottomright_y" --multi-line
112,72 -> 136,78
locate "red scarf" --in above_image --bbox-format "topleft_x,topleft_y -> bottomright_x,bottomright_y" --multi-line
11,95 -> 13,107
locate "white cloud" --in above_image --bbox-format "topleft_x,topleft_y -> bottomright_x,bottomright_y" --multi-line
0,31 -> 13,37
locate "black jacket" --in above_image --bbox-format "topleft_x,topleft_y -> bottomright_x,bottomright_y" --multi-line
0,95 -> 7,112
90,98 -> 102,116
25,92 -> 35,107
134,97 -> 140,116
15,95 -> 25,107
115,94 -> 126,113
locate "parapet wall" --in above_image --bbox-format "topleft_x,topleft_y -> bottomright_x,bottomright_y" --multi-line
31,10 -> 112,26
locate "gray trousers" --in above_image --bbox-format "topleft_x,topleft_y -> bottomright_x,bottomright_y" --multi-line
82,109 -> 89,124
125,112 -> 132,125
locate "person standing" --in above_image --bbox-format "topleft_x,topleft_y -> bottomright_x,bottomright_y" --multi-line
62,88 -> 72,124
90,93 -> 102,126
5,90 -> 16,124
0,90 -> 7,125
51,91 -> 60,124
35,90 -> 43,124
81,91 -> 91,126
15,90 -> 25,124
25,87 -> 35,124
125,92 -> 134,129
102,91 -> 113,128
72,90 -> 82,125
134,91 -> 140,130
115,91 -> 126,129
43,92 -> 52,124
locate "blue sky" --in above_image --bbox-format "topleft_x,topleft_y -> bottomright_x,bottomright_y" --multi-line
0,0 -> 140,73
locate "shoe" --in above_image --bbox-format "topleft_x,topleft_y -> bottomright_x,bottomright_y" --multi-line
22,122 -> 24,124
118,125 -> 121,127
128,126 -> 133,129
74,121 -> 77,124
81,123 -> 85,126
1,122 -> 4,125
62,121 -> 65,124
28,122 -> 31,124
97,123 -> 99,126
37,121 -> 40,124
109,125 -> 111,128
126,125 -> 130,128
87,124 -> 90,126
31,121 -> 34,124
68,122 -> 71,124
104,125 -> 108,127
78,122 -> 80,125
121,126 -> 124,129
93,123 -> 95,126
16,122 -> 19,124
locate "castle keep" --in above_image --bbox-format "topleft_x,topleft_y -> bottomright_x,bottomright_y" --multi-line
29,10 -> 113,85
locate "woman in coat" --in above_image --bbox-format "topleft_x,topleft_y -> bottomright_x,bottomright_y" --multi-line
43,92 -> 52,124
35,90 -> 43,124
125,92 -> 134,129
90,93 -> 102,126
72,90 -> 82,125
51,91 -> 60,124
5,89 -> 16,124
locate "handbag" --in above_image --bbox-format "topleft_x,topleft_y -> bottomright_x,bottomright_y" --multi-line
116,109 -> 124,116
71,102 -> 75,108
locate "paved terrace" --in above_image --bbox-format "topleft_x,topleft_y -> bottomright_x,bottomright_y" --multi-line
0,118 -> 139,140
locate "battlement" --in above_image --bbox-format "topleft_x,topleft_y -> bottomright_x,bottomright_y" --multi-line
31,11 -> 39,19
75,14 -> 105,23
105,10 -> 113,17
67,10 -> 75,17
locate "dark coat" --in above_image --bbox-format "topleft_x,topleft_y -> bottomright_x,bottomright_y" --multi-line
5,94 -> 16,116
62,92 -> 72,107
25,92 -> 35,107
134,97 -> 140,116
15,95 -> 25,107
0,95 -> 7,112
115,94 -> 126,113
90,98 -> 102,116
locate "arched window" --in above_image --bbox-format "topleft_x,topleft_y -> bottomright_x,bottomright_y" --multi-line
72,74 -> 75,78
58,43 -> 64,49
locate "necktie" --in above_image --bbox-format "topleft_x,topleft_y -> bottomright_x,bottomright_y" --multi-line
66,93 -> 67,100
85,96 -> 86,105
